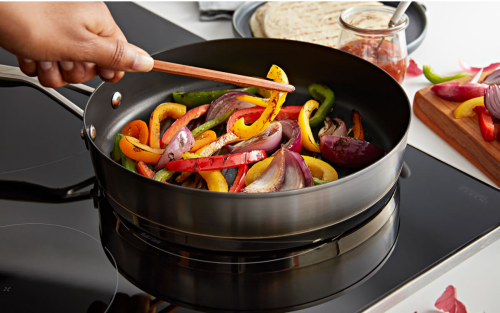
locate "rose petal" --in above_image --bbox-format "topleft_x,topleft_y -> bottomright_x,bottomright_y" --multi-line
407,59 -> 423,76
459,60 -> 500,74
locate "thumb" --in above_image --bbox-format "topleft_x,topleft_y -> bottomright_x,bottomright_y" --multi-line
86,36 -> 154,72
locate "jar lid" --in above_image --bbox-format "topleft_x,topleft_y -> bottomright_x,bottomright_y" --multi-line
339,5 -> 409,35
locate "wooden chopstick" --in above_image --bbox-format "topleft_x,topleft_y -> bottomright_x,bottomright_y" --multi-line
152,60 -> 295,93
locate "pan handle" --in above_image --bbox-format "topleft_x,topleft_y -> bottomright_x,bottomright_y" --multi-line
0,64 -> 95,121
0,177 -> 97,204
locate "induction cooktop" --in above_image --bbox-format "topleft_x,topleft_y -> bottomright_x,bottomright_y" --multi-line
1,3 -> 500,313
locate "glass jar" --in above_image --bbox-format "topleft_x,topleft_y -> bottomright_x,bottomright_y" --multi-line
338,5 -> 409,84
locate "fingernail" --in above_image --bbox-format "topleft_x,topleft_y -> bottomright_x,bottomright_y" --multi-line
39,61 -> 53,70
131,53 -> 154,72
60,61 -> 74,71
23,58 -> 33,63
100,68 -> 115,80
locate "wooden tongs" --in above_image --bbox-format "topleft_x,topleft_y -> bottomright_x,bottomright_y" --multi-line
152,60 -> 295,93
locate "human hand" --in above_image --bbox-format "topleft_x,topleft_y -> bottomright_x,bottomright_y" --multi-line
0,2 -> 153,87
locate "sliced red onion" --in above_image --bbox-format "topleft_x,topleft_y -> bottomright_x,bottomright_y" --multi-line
278,120 -> 302,153
431,82 -> 488,102
318,118 -> 347,138
280,150 -> 305,191
205,91 -> 255,121
230,122 -> 282,154
242,148 -> 285,193
320,135 -> 385,169
483,68 -> 500,85
288,151 -> 314,187
459,60 -> 500,74
155,126 -> 194,170
484,84 -> 500,120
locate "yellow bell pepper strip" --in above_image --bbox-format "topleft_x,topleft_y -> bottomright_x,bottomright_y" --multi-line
236,94 -> 270,107
190,130 -> 217,152
119,136 -> 164,165
182,152 -> 228,192
245,155 -> 338,186
299,100 -> 321,152
121,120 -> 149,145
149,103 -> 186,149
300,156 -> 338,181
231,65 -> 289,138
454,96 -> 484,118
196,132 -> 242,157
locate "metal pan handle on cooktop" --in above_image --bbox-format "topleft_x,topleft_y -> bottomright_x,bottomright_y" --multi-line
0,64 -> 94,120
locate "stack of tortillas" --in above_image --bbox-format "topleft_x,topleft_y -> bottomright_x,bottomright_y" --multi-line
250,1 -> 387,48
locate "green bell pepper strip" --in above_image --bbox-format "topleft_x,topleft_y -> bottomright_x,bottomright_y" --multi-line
111,134 -> 124,162
191,110 -> 234,138
111,133 -> 138,173
173,87 -> 258,109
153,168 -> 175,182
423,65 -> 471,84
313,177 -> 330,185
308,83 -> 335,128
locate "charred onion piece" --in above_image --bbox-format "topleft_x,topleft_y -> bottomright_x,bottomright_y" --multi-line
320,135 -> 385,168
205,91 -> 255,121
242,148 -> 286,193
231,122 -> 282,154
318,117 -> 347,137
289,151 -> 314,187
280,150 -> 306,191
155,126 -> 195,170
278,120 -> 302,153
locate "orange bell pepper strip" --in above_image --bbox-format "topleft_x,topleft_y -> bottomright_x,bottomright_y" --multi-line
190,130 -> 217,152
160,104 -> 210,148
298,100 -> 321,153
231,65 -> 289,138
137,161 -> 155,179
149,103 -> 186,149
119,136 -> 164,165
352,110 -> 365,140
121,120 -> 149,145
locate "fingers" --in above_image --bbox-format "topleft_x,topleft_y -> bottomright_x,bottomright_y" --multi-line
60,61 -> 100,84
37,61 -> 68,88
17,57 -> 37,76
87,35 -> 153,72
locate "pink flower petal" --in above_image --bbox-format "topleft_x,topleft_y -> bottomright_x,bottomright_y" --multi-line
407,59 -> 423,76
435,285 -> 468,313
459,60 -> 500,74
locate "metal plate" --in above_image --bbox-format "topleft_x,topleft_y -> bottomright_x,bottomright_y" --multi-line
232,1 -> 428,54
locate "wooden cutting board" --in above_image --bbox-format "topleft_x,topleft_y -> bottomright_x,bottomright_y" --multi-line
413,72 -> 500,187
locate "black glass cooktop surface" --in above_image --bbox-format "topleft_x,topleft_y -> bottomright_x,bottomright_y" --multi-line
1,3 -> 500,313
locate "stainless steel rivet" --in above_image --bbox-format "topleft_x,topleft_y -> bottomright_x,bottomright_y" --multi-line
111,92 -> 122,108
87,125 -> 96,141
80,128 -> 85,140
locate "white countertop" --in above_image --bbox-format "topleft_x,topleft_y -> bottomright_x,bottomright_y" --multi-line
136,2 -> 500,311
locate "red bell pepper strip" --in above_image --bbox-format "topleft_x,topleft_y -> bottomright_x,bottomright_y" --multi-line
226,106 -> 302,133
137,161 -> 155,179
166,150 -> 267,172
229,164 -> 248,193
473,106 -> 495,141
160,104 -> 210,148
